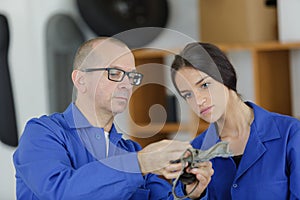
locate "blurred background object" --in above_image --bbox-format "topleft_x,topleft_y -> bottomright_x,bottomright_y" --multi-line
46,14 -> 84,113
277,0 -> 300,42
0,14 -> 18,147
265,0 -> 277,7
199,0 -> 278,43
77,0 -> 169,48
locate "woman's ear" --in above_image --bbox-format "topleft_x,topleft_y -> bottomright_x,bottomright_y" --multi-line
72,70 -> 87,93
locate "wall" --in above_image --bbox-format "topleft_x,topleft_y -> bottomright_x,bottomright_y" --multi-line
291,50 -> 300,118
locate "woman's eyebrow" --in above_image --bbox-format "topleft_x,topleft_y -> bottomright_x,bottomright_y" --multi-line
195,76 -> 209,86
180,89 -> 189,94
179,76 -> 210,94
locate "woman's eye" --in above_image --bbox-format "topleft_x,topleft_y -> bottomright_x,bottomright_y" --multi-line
182,93 -> 192,99
201,82 -> 210,88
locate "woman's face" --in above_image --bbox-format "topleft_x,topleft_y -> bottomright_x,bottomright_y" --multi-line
174,66 -> 229,123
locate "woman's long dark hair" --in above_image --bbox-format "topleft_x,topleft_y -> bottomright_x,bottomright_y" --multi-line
171,42 -> 238,95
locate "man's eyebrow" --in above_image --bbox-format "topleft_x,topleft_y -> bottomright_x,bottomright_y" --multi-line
110,65 -> 136,72
195,76 -> 209,86
109,65 -> 122,69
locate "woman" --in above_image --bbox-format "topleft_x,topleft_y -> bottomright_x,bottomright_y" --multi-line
170,42 -> 300,199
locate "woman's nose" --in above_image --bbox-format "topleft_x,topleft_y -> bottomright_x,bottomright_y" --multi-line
195,95 -> 207,107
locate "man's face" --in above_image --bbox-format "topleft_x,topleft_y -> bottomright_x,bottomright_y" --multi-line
81,43 -> 136,116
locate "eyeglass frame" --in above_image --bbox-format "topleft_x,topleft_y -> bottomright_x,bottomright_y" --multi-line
79,67 -> 143,86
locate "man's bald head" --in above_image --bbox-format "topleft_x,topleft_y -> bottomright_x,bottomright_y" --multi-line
73,37 -> 130,70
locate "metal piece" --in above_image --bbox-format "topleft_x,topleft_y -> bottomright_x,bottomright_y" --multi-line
172,141 -> 233,200
188,141 -> 233,166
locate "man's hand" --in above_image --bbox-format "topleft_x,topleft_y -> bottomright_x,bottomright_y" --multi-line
137,140 -> 191,175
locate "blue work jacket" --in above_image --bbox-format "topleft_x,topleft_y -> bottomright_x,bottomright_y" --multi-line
13,103 -> 174,200
193,102 -> 300,199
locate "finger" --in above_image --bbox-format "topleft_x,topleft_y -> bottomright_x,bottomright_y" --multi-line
167,152 -> 190,162
165,163 -> 183,172
187,161 -> 212,172
192,166 -> 214,176
193,161 -> 212,168
196,173 -> 212,188
160,168 -> 182,180
190,167 -> 214,180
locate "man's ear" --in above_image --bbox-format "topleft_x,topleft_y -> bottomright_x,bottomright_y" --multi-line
72,70 -> 86,93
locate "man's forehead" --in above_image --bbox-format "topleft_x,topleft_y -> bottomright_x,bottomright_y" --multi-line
110,55 -> 136,71
83,42 -> 133,68
91,38 -> 128,52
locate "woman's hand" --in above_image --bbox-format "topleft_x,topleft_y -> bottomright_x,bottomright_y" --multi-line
185,161 -> 214,199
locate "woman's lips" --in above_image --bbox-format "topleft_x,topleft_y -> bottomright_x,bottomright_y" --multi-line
200,105 -> 214,115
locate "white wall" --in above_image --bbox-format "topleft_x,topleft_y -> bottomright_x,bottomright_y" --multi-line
0,0 -> 47,198
0,0 -> 80,198
290,50 -> 300,118
227,51 -> 255,102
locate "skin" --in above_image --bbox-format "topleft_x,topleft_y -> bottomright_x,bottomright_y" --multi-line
72,40 -> 135,131
174,67 -> 229,123
167,66 -> 254,198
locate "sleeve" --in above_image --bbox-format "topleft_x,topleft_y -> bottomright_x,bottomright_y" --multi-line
13,119 -> 145,200
144,173 -> 173,200
287,121 -> 300,199
125,138 -> 175,199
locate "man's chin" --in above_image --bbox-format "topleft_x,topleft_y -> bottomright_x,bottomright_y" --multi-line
111,104 -> 127,115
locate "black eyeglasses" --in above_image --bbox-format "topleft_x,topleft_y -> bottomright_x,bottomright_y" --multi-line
80,67 -> 143,86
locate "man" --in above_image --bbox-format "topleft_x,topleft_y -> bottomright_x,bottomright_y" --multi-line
13,37 -> 191,199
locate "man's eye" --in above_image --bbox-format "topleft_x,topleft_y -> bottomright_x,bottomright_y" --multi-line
110,70 -> 122,76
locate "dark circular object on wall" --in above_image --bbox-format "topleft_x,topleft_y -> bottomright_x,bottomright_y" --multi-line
265,0 -> 277,7
76,0 -> 169,48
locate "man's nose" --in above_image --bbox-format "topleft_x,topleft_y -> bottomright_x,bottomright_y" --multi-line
120,75 -> 132,89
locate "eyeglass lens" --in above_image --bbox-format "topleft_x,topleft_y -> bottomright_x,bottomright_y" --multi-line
108,68 -> 142,86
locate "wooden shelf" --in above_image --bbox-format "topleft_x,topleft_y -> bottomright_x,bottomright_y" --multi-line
130,123 -> 187,133
217,41 -> 300,52
133,41 -> 300,60
133,41 -> 300,58
129,122 -> 208,134
133,48 -> 180,59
